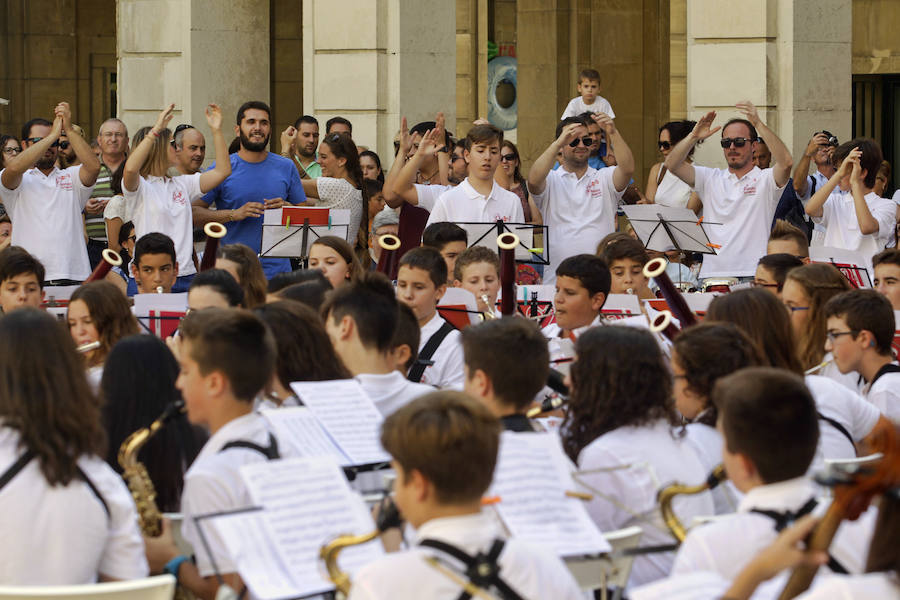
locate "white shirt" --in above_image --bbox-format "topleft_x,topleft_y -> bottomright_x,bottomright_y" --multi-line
865,367 -> 900,422
349,512 -> 584,600
684,423 -> 740,515
561,95 -> 616,119
654,168 -> 693,209
577,419 -> 714,587
356,371 -> 435,417
531,165 -> 624,285
0,165 -> 93,280
425,178 -> 524,228
414,183 -> 451,212
798,573 -> 900,600
542,314 -> 604,339
315,177 -> 364,246
805,374 -> 881,474
124,173 -> 203,276
180,412 -> 285,577
672,477 -> 869,580
814,190 -> 895,260
417,313 -> 465,389
692,165 -> 784,278
0,426 -> 148,584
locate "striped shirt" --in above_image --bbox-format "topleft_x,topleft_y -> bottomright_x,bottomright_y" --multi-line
86,163 -> 115,241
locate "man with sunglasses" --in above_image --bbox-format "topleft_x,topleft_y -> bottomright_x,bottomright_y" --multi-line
0,102 -> 100,284
528,113 -> 634,286
664,101 -> 793,283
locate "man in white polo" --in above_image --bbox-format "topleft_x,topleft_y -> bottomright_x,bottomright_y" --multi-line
0,102 -> 100,284
527,113 -> 634,285
664,101 -> 792,282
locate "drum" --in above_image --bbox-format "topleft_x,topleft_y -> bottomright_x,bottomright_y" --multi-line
701,277 -> 738,294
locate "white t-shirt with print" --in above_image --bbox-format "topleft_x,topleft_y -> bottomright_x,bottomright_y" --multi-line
315,177 -> 364,246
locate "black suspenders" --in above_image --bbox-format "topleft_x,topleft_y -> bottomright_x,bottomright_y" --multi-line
751,498 -> 848,574
408,321 -> 456,384
419,538 -> 525,600
218,432 -> 281,460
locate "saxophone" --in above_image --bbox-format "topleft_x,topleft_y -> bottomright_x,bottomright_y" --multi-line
658,464 -> 726,542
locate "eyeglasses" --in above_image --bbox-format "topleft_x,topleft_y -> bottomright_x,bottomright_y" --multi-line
2,147 -> 21,155
500,153 -> 517,162
720,137 -> 751,149
658,141 -> 671,150
568,137 -> 594,148
24,137 -> 59,147
751,280 -> 779,289
127,235 -> 137,243
58,141 -> 69,150
826,330 -> 857,343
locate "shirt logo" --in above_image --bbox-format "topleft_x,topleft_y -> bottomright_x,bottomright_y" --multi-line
586,179 -> 604,199
172,190 -> 186,206
492,214 -> 510,222
55,173 -> 73,191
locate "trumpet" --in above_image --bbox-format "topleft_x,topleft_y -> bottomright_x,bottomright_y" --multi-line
497,232 -> 518,317
658,464 -> 726,542
320,495 -> 403,595
84,248 -> 123,282
199,222 -> 227,272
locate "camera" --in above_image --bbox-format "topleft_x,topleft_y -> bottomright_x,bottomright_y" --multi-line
816,130 -> 838,147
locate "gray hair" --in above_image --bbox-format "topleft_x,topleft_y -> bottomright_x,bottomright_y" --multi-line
371,208 -> 399,235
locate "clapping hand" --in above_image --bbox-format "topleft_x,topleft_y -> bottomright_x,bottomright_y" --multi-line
736,101 -> 762,127
691,111 -> 721,141
205,103 -> 223,131
154,104 -> 175,133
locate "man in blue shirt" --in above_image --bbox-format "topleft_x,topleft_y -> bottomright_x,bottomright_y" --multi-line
192,101 -> 306,278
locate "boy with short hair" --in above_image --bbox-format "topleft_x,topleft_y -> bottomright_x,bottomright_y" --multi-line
0,246 -> 45,314
422,222 -> 468,284
349,391 -> 583,599
397,246 -> 464,388
542,254 -> 611,339
561,68 -> 616,120
767,219 -> 810,260
453,245 -> 501,317
672,367 -> 865,581
425,124 -> 524,228
873,248 -> 900,310
824,289 -> 899,421
322,271 -> 433,416
599,236 -> 653,298
130,232 -> 179,295
390,302 -> 421,375
462,318 -> 549,432
143,308 -> 281,599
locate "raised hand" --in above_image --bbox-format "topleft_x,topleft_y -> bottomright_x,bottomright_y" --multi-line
735,101 -> 761,127
434,112 -> 446,145
691,111 -> 721,141
837,147 -> 861,178
55,102 -> 72,132
205,103 -> 223,131
50,114 -> 64,138
805,133 -> 830,157
592,112 -> 616,136
281,125 -> 297,153
416,129 -> 440,156
555,123 -> 582,148
398,116 -> 411,157
154,103 -> 175,133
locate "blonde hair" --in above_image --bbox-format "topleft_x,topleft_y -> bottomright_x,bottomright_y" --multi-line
138,127 -> 172,178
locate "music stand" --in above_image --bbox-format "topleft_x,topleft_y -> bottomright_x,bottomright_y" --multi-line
809,246 -> 873,288
622,205 -> 717,255
455,220 -> 550,266
260,207 -> 351,265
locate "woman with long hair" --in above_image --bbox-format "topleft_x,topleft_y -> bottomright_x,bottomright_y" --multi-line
308,235 -> 362,290
359,149 -> 384,182
495,140 -> 542,225
215,242 -> 268,308
68,281 -> 140,388
562,325 -> 713,586
253,301 -> 351,408
0,308 -> 148,584
101,334 -> 207,513
122,103 -> 231,291
645,120 -> 701,211
706,287 -> 888,471
300,132 -> 368,262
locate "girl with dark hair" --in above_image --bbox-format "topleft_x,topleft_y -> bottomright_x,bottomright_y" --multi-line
359,149 -> 384,182
0,133 -> 22,170
253,301 -> 351,408
645,120 -> 701,211
300,132 -> 368,263
308,234 -> 362,290
101,334 -> 207,513
215,242 -> 268,308
562,325 -> 713,586
0,309 -> 148,584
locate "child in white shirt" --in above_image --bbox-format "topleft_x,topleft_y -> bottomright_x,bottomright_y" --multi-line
561,68 -> 616,119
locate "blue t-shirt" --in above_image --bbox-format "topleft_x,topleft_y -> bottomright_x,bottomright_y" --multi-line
201,153 -> 306,278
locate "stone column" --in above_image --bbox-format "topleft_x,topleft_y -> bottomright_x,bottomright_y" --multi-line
302,0 -> 455,165
117,0 -> 270,163
687,0 -> 851,169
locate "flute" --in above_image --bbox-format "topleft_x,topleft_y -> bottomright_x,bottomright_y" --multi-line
84,249 -> 123,283
497,232 -> 518,317
804,359 -> 833,375
199,222 -> 227,272
643,257 -> 697,328
76,340 -> 101,353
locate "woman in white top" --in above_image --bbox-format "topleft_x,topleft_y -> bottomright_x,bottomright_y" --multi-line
561,325 -> 714,587
644,120 -> 701,212
122,103 -> 231,282
301,132 -> 367,263
0,308 -> 148,584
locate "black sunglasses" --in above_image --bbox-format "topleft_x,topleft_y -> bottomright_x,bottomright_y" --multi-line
500,153 -> 517,162
720,137 -> 751,148
25,137 -> 59,147
568,137 -> 594,148
658,141 -> 671,150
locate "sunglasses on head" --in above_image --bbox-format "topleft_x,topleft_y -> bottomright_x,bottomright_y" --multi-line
500,153 -> 517,162
25,137 -> 59,147
568,137 -> 594,148
720,137 -> 752,148
658,141 -> 671,150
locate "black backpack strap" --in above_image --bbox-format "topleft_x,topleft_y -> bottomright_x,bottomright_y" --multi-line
408,321 -> 456,383
419,538 -> 525,600
809,174 -> 817,196
219,433 -> 280,460
76,466 -> 111,518
0,449 -> 36,492
817,411 -> 856,455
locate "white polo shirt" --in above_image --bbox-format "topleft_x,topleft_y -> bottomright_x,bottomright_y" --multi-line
414,183 -> 451,212
864,366 -> 900,422
0,165 -> 93,280
123,173 -> 203,276
692,165 -> 784,278
814,190 -> 895,261
349,512 -> 584,600
0,426 -> 148,584
425,178 -> 523,228
356,371 -> 435,417
531,165 -> 624,285
418,312 -> 464,389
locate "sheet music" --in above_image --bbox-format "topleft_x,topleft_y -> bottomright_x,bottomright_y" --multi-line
261,208 -> 352,257
810,246 -> 873,288
290,380 -> 391,465
260,407 -> 353,466
488,432 -> 611,557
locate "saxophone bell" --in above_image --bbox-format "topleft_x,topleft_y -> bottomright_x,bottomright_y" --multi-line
658,464 -> 726,542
